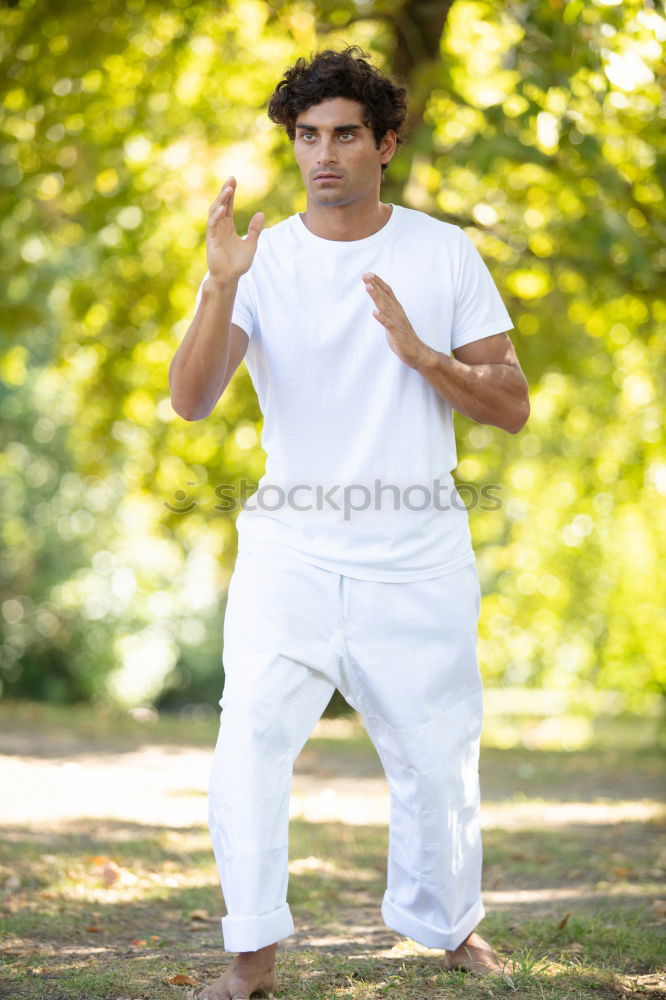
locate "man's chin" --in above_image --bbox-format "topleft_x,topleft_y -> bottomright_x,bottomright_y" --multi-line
310,190 -> 352,207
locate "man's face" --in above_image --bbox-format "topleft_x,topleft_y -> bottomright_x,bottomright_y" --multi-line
293,96 -> 395,207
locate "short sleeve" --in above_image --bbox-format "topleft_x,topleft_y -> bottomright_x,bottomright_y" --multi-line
451,229 -> 514,350
191,269 -> 254,338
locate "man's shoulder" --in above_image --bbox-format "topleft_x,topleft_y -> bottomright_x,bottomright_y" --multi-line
396,203 -> 463,240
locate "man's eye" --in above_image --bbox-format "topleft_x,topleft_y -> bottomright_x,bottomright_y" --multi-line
340,132 -> 353,140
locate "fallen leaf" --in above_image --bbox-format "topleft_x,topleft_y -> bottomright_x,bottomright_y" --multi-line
189,909 -> 211,921
164,973 -> 198,985
130,938 -> 146,946
150,934 -> 161,941
567,942 -> 584,953
555,911 -> 570,930
85,924 -> 103,933
611,866 -> 632,878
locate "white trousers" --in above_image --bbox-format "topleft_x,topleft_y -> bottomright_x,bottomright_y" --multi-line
207,546 -> 486,953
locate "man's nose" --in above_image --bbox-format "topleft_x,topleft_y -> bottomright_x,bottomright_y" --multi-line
316,136 -> 338,163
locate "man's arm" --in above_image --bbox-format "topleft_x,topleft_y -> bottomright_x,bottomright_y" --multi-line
362,271 -> 529,435
416,331 -> 530,434
169,175 -> 263,421
169,278 -> 249,421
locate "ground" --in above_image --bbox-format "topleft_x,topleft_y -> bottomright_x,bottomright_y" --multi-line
0,700 -> 664,999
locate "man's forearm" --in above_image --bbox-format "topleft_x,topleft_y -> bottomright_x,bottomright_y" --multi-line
169,276 -> 239,421
414,346 -> 530,434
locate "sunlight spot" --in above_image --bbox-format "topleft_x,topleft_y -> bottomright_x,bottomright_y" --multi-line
485,884 -> 663,904
124,135 -> 152,164
482,800 -> 664,830
536,111 -> 559,153
472,202 -> 499,226
604,50 -> 654,91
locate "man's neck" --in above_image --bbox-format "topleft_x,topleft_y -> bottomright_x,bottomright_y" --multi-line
299,201 -> 393,242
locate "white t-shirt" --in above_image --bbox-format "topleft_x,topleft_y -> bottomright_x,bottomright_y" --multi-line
191,203 -> 513,582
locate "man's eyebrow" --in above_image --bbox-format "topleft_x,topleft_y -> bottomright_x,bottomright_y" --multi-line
294,123 -> 365,132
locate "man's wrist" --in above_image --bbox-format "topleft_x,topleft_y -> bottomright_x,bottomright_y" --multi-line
204,274 -> 239,295
413,343 -> 446,374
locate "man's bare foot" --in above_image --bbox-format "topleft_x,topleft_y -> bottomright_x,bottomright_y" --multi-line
443,930 -> 509,978
197,942 -> 278,1000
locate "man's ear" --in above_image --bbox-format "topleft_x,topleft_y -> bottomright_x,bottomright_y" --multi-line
381,129 -> 397,166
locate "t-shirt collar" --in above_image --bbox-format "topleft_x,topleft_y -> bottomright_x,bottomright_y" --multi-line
292,203 -> 400,250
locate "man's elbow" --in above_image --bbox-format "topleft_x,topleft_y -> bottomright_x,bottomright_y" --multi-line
170,395 -> 211,421
508,397 -> 530,434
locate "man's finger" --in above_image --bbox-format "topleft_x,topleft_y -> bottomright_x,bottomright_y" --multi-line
208,188 -> 234,230
373,275 -> 395,296
363,272 -> 394,299
209,181 -> 230,214
209,176 -> 236,215
367,281 -> 392,304
364,285 -> 384,308
210,189 -> 231,220
222,181 -> 235,218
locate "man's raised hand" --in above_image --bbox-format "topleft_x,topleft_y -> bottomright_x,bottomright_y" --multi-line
362,271 -> 430,370
206,176 -> 265,289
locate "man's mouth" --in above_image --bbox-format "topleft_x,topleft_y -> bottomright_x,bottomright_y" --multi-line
314,174 -> 342,181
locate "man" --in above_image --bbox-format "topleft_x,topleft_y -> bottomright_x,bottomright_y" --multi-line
169,44 -> 529,1000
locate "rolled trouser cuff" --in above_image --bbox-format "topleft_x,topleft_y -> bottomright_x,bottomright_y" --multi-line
221,901 -> 294,952
381,890 -> 485,952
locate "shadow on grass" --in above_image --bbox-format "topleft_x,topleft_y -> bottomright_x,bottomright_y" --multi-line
1,812 -> 663,902
1,816 -> 664,987
1,701 -> 664,997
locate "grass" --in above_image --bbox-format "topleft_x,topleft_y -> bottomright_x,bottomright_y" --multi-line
0,699 -> 664,999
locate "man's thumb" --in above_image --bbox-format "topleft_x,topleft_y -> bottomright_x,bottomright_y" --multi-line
246,211 -> 265,242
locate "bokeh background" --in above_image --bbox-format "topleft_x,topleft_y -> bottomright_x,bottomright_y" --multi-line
1,0 -> 664,745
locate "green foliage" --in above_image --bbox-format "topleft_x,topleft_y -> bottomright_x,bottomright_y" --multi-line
1,0 -> 663,710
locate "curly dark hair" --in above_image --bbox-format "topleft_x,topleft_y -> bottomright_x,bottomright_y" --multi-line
267,44 -> 409,180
